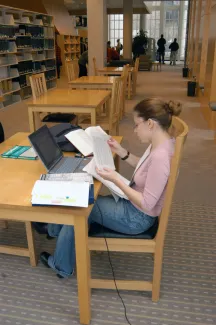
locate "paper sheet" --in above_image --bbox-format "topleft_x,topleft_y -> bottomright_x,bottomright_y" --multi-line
83,158 -> 129,201
32,180 -> 89,207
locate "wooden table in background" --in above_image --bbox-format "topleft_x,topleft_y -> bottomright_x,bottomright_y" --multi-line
27,88 -> 111,132
69,76 -> 116,90
0,132 -> 122,325
152,62 -> 162,72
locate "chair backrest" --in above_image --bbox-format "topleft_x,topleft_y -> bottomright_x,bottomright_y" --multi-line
29,73 -> 47,99
132,58 -> 140,95
134,57 -> 140,72
109,76 -> 124,131
93,57 -> 98,76
120,64 -> 130,116
66,61 -> 77,82
155,117 -> 188,246
72,59 -> 79,79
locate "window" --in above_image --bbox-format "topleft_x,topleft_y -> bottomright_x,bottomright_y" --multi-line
146,10 -> 160,40
164,8 -> 179,57
108,14 -> 140,48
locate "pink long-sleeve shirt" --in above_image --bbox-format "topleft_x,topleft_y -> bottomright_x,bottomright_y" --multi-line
131,138 -> 175,217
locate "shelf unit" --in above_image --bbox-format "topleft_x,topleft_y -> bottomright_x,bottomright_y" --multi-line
57,34 -> 80,75
0,5 -> 56,108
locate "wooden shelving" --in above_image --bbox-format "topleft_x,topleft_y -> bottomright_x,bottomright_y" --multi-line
57,34 -> 80,75
0,5 -> 56,108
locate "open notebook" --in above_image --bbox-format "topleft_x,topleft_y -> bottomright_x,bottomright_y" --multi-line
65,126 -> 115,170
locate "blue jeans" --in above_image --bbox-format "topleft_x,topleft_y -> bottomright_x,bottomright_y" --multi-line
47,195 -> 156,278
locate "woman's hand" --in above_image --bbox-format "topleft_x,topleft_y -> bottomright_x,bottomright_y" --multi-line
96,167 -> 119,184
108,138 -> 127,158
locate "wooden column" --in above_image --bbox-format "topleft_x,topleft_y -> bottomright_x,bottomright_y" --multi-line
193,0 -> 203,77
188,0 -> 197,73
199,0 -> 213,85
186,0 -> 194,66
209,41 -> 216,102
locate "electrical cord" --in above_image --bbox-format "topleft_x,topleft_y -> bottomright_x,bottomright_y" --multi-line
95,201 -> 133,325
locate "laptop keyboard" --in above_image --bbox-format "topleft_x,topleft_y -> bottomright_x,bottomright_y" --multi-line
50,157 -> 83,174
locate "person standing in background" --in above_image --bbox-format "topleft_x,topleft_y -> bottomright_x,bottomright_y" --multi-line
169,38 -> 179,66
55,40 -> 62,79
107,41 -> 112,62
157,34 -> 166,64
116,39 -> 123,55
78,50 -> 88,77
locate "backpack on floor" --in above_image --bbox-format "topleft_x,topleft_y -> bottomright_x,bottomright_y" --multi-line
49,123 -> 82,152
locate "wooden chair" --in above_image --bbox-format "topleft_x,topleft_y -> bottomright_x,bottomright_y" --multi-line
66,61 -> 78,82
29,73 -> 76,125
93,57 -> 98,76
29,73 -> 47,99
80,77 -> 124,135
127,57 -> 139,99
121,64 -> 130,118
88,116 -> 188,301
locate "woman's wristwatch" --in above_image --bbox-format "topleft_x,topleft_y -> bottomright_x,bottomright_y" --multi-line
121,151 -> 130,161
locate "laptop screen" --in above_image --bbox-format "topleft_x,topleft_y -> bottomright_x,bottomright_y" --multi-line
28,125 -> 62,171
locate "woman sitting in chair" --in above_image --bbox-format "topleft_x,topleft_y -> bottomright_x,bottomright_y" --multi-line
34,98 -> 182,278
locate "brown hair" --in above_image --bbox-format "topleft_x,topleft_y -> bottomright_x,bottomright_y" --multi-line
134,98 -> 182,130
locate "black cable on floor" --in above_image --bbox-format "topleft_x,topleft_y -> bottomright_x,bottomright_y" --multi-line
95,202 -> 133,325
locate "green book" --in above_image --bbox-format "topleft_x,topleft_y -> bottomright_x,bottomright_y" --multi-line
1,145 -> 38,160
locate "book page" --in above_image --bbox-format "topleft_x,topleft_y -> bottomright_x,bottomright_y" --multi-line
85,126 -> 109,138
85,126 -> 115,170
83,158 -> 129,200
32,180 -> 89,207
65,129 -> 93,156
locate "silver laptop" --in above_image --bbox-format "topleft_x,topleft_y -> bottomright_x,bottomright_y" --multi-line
28,125 -> 89,174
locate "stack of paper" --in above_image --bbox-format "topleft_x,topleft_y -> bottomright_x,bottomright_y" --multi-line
31,180 -> 89,207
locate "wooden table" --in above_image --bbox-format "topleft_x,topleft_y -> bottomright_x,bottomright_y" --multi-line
27,88 -> 111,132
69,76 -> 116,90
97,66 -> 133,75
0,132 -> 122,325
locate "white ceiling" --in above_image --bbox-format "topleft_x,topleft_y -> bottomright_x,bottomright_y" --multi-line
64,0 -> 148,10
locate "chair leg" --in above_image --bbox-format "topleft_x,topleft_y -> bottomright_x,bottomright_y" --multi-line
0,221 -> 8,229
152,250 -> 163,302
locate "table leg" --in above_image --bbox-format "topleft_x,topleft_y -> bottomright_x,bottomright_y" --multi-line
28,107 -> 36,132
25,222 -> 37,267
74,216 -> 91,325
91,109 -> 96,126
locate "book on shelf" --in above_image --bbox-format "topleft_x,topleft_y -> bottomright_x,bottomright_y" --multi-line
1,145 -> 38,160
65,126 -> 115,170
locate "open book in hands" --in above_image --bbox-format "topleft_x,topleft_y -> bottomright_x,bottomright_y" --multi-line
83,158 -> 130,201
65,126 -> 115,170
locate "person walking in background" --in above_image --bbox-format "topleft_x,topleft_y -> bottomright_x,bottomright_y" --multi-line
78,50 -> 88,77
157,34 -> 166,64
169,38 -> 179,66
55,40 -> 62,79
116,39 -> 123,55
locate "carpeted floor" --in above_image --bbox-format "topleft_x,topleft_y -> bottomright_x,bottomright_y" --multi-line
0,63 -> 216,325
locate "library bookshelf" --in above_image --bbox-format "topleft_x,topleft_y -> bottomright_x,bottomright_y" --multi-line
0,5 -> 56,108
57,34 -> 80,75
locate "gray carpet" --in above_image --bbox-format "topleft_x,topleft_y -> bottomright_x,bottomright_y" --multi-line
0,64 -> 216,325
